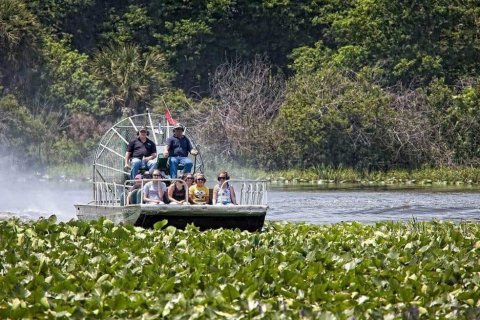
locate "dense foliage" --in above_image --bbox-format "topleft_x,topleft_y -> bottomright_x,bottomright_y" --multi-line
1,0 -> 480,170
1,218 -> 480,318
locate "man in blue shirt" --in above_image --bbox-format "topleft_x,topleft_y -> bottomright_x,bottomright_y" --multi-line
163,123 -> 198,178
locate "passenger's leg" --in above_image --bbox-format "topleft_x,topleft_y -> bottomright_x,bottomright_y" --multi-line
169,157 -> 179,178
130,158 -> 142,179
180,157 -> 193,173
147,159 -> 158,175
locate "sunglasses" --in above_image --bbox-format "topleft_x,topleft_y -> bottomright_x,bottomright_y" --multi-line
217,176 -> 226,180
197,178 -> 206,181
186,177 -> 193,180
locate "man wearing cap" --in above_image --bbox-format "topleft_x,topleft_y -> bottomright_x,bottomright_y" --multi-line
125,126 -> 158,179
163,123 -> 198,178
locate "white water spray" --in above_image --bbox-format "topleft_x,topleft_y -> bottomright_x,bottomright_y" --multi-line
0,158 -> 90,221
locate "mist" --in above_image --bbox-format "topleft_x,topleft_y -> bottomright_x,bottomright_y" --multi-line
0,157 -> 90,222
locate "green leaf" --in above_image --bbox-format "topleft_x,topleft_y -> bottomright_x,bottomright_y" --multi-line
153,220 -> 168,230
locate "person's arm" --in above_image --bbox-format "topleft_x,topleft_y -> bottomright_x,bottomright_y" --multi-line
212,185 -> 218,205
143,185 -> 149,203
188,138 -> 198,156
125,151 -> 131,167
205,187 -> 210,204
125,141 -> 133,167
145,140 -> 157,161
163,138 -> 171,157
188,187 -> 195,204
157,185 -> 164,203
230,186 -> 237,205
146,152 -> 157,161
167,184 -> 176,203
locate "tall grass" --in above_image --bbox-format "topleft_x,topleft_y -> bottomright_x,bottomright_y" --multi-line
44,162 -> 480,185
46,163 -> 91,180
264,166 -> 480,184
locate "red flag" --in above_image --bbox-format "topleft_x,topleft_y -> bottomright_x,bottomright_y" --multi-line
164,109 -> 177,125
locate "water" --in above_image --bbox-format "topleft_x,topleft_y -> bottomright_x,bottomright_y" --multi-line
269,185 -> 480,224
0,179 -> 91,222
1,180 -> 479,224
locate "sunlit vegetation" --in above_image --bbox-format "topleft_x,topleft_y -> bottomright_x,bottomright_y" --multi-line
1,217 -> 480,318
1,0 -> 480,172
219,166 -> 480,185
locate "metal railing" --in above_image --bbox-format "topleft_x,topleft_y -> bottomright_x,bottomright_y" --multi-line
93,181 -> 126,206
235,180 -> 268,205
91,179 -> 268,206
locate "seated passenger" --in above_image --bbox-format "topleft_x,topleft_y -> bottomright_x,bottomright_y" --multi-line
162,123 -> 198,178
188,173 -> 209,205
159,170 -> 171,187
185,173 -> 194,188
167,174 -> 188,205
126,174 -> 143,205
212,171 -> 237,205
124,126 -> 158,179
143,169 -> 167,205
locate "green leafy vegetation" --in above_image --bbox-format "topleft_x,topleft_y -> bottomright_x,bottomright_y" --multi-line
1,218 -> 480,318
1,0 -> 480,172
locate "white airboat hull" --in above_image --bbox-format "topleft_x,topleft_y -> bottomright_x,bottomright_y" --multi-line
75,204 -> 268,231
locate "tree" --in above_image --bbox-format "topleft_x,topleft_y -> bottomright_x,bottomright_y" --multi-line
189,56 -> 286,167
293,0 -> 480,87
92,44 -> 171,118
39,36 -> 106,115
275,67 -> 395,170
0,0 -> 42,93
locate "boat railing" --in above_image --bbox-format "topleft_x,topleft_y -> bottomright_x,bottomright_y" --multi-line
226,180 -> 268,206
93,181 -> 126,206
123,178 -> 189,205
92,179 -> 267,206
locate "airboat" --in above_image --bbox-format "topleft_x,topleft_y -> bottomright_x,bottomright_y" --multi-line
74,111 -> 268,231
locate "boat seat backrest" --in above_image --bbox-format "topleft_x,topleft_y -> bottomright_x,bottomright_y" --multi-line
157,154 -> 168,172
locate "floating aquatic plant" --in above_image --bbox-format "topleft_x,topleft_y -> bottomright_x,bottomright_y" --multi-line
1,217 -> 480,318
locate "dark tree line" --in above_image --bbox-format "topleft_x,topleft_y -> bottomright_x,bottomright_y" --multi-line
1,0 -> 479,170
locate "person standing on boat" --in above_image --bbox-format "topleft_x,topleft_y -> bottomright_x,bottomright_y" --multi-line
143,170 -> 167,205
125,126 -> 158,179
167,174 -> 188,205
212,171 -> 237,205
163,123 -> 198,178
189,173 -> 209,204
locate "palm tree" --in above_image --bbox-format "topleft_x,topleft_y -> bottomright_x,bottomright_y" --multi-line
92,44 -> 170,117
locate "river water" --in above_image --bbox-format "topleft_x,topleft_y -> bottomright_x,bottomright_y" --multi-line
269,184 -> 480,224
1,180 -> 479,224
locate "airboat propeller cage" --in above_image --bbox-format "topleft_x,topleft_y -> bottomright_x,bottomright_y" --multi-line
92,112 -> 204,188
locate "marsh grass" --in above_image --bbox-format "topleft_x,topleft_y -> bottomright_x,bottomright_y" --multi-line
265,166 -> 480,185
45,162 -> 480,185
46,163 -> 91,180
